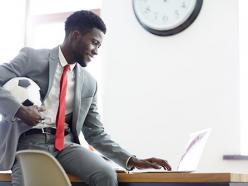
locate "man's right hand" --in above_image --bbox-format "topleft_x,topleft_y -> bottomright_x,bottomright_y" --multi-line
15,105 -> 45,126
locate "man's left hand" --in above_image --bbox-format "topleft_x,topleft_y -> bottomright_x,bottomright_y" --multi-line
128,157 -> 172,171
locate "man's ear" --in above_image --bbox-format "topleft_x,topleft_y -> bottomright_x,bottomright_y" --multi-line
71,31 -> 81,40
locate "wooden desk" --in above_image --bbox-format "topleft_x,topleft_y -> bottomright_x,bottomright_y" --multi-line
117,172 -> 248,186
1,172 -> 248,186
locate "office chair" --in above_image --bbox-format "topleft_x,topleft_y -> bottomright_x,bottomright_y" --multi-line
16,149 -> 72,186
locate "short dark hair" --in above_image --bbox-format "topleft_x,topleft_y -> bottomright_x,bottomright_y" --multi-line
65,10 -> 106,36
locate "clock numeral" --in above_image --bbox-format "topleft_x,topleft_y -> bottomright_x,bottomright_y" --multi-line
162,15 -> 168,22
154,12 -> 158,20
144,6 -> 151,14
181,2 -> 186,9
174,10 -> 180,18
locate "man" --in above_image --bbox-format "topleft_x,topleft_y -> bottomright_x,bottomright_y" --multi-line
0,10 -> 171,186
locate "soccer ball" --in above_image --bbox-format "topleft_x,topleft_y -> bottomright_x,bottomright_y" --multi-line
3,77 -> 41,106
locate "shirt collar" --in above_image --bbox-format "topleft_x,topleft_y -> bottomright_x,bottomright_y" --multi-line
58,46 -> 76,70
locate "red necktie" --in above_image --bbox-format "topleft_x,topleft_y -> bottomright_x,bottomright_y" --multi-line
55,64 -> 70,151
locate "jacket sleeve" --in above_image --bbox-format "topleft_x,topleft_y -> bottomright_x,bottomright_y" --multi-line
0,48 -> 30,122
82,83 -> 134,169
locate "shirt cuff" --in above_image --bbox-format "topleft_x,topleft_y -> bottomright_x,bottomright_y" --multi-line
126,156 -> 136,171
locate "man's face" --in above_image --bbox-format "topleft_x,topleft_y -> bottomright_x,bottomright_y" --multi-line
72,28 -> 104,67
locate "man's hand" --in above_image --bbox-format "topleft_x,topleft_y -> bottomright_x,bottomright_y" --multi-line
15,105 -> 45,126
128,157 -> 172,171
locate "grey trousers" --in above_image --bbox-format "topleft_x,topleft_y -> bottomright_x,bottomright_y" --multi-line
11,133 -> 118,186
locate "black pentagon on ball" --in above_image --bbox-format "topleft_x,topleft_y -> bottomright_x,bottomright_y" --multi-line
18,79 -> 31,88
22,99 -> 34,106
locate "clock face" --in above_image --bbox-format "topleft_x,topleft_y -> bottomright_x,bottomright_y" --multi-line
133,0 -> 203,36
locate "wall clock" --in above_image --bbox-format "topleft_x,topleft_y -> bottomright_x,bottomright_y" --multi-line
132,0 -> 203,36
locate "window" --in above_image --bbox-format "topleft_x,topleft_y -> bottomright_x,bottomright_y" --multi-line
0,0 -> 26,62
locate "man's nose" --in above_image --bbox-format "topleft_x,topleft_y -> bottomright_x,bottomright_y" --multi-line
92,47 -> 98,55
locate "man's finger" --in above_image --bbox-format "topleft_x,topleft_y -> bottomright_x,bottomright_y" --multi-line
146,158 -> 172,170
162,163 -> 172,171
156,160 -> 171,171
37,106 -> 46,112
161,161 -> 172,171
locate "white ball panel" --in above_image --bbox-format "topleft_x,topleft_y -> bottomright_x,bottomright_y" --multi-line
3,77 -> 42,106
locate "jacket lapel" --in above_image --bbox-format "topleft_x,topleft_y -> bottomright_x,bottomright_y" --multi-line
43,47 -> 59,101
72,64 -> 84,133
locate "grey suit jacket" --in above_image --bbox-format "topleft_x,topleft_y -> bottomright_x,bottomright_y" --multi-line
0,46 -> 132,170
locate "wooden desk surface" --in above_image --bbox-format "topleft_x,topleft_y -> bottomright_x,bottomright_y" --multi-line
0,173 -> 10,182
117,172 -> 248,183
1,172 -> 248,183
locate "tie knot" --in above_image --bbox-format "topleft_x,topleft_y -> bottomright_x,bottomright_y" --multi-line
64,64 -> 70,72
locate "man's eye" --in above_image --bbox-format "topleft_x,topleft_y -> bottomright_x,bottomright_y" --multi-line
92,40 -> 101,48
92,40 -> 98,45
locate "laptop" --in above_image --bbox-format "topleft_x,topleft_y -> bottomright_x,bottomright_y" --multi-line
133,128 -> 212,173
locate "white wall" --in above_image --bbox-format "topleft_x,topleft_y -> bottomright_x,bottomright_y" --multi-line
101,0 -> 248,172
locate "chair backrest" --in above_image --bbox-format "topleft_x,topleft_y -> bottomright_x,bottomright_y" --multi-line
16,150 -> 72,186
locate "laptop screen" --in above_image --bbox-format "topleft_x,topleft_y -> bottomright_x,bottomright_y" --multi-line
177,128 -> 211,171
